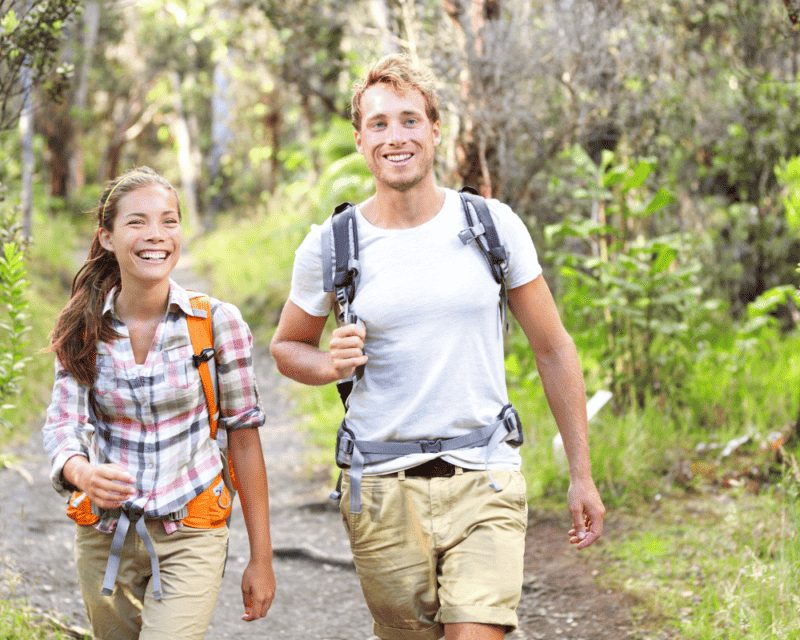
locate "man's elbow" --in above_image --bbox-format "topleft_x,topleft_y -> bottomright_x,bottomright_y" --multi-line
269,335 -> 289,376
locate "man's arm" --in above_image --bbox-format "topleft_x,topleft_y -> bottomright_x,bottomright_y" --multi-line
507,275 -> 605,549
270,300 -> 367,385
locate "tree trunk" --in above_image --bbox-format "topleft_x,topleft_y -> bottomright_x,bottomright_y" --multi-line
169,71 -> 200,234
68,0 -> 101,197
19,64 -> 34,239
444,0 -> 501,198
208,54 -> 234,222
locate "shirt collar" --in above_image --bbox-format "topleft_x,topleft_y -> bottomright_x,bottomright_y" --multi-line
102,279 -> 195,318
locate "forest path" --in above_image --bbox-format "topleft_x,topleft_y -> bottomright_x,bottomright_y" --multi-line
0,249 -> 637,640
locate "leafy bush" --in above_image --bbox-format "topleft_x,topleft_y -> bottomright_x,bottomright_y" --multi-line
0,241 -> 31,431
544,146 -> 715,411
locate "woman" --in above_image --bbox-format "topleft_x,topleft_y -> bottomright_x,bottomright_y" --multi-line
43,167 -> 275,639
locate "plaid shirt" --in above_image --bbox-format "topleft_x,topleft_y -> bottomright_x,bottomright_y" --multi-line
43,280 -> 265,522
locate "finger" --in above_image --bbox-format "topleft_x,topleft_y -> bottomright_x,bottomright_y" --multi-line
241,589 -> 253,621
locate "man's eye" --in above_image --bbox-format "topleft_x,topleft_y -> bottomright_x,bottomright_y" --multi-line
406,119 -> 418,126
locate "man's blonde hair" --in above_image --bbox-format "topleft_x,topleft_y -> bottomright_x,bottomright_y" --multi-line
350,54 -> 440,131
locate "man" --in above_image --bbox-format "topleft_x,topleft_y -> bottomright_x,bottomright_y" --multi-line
270,54 -> 605,640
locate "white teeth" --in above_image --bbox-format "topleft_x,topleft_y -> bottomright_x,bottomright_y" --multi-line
138,251 -> 167,261
387,153 -> 412,162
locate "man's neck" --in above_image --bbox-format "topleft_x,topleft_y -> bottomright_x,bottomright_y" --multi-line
361,181 -> 446,230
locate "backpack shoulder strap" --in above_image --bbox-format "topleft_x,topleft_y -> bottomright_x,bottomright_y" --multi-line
321,202 -> 360,324
457,187 -> 508,285
457,187 -> 511,333
186,292 -> 219,440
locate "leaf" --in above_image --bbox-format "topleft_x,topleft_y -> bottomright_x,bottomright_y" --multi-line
650,245 -> 678,275
747,285 -> 796,318
641,188 -> 677,216
603,166 -> 627,188
622,159 -> 656,191
2,10 -> 18,34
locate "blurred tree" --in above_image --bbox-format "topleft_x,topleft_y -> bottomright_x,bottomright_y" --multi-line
0,0 -> 81,130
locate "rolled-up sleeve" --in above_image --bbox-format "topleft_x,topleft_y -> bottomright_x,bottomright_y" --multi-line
212,301 -> 266,433
42,358 -> 93,496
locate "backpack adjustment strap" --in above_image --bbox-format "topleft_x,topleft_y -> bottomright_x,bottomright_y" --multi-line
101,506 -> 164,600
458,223 -> 486,245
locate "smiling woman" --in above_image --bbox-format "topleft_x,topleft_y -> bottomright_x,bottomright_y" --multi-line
42,166 -> 276,639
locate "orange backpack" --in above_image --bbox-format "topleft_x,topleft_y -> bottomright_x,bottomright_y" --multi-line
66,293 -> 237,528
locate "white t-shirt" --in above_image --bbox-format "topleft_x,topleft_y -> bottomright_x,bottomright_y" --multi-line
290,188 -> 542,474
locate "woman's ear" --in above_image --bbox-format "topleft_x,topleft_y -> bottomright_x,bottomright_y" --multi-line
98,229 -> 113,252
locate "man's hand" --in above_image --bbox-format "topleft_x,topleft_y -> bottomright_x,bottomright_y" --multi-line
64,457 -> 136,509
329,321 -> 368,380
240,559 -> 276,621
567,478 -> 605,550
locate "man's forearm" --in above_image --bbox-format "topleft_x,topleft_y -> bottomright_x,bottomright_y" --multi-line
535,338 -> 593,480
270,340 -> 339,386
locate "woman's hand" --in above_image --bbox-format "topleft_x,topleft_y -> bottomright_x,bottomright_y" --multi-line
63,456 -> 136,509
240,558 -> 276,621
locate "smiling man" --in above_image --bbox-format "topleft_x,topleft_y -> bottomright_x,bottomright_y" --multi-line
270,54 -> 605,640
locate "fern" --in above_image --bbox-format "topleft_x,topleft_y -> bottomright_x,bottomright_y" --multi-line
0,242 -> 31,431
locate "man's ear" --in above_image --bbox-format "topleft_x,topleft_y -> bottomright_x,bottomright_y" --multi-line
354,129 -> 363,155
98,229 -> 113,252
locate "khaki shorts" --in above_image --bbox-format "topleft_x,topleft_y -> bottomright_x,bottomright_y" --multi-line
340,467 -> 528,640
74,520 -> 228,640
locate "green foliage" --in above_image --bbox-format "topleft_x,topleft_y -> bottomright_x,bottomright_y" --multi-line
777,155 -> 800,232
0,241 -> 31,431
0,0 -> 82,129
545,146 -> 712,410
706,200 -> 800,318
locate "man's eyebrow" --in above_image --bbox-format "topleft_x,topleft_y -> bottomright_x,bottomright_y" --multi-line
366,108 -> 424,123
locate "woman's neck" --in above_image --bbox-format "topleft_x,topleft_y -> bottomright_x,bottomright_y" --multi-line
114,278 -> 171,324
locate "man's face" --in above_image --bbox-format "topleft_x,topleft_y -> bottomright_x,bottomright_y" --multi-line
354,83 -> 441,193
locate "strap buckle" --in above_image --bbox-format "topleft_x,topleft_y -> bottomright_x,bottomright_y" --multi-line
418,439 -> 443,453
192,347 -> 215,367
339,435 -> 354,456
458,223 -> 486,246
502,407 -> 523,447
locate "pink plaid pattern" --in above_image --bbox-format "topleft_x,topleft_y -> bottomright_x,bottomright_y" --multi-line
43,281 -> 265,518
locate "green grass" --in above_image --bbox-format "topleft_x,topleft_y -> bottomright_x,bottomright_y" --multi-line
0,599 -> 89,640
598,471 -> 800,640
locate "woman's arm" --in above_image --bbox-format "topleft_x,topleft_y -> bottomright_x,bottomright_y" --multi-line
228,427 -> 275,621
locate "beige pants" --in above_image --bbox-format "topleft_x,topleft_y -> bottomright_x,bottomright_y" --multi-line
340,468 -> 528,640
74,520 -> 228,640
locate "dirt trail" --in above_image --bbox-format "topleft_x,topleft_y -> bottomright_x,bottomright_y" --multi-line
0,251 -> 636,640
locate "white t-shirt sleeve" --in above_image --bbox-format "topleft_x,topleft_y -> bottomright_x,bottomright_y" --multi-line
486,199 -> 543,289
289,222 -> 335,317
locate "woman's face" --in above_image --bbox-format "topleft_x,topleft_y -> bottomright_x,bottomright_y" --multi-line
98,184 -> 182,290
